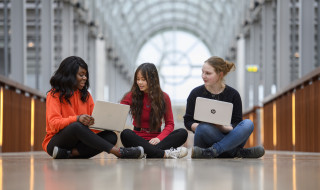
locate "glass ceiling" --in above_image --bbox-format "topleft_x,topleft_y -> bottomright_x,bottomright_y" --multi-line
86,0 -> 250,101
90,0 -> 250,68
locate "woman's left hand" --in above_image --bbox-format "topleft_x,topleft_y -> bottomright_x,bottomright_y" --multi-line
149,138 -> 160,145
221,125 -> 233,133
215,124 -> 233,133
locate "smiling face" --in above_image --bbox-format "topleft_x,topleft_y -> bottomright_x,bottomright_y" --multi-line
76,66 -> 87,90
136,71 -> 148,92
202,62 -> 222,87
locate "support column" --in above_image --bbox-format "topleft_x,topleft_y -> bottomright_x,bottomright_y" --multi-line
61,3 -> 74,59
262,1 -> 274,97
77,22 -> 85,59
83,25 -> 89,62
252,21 -> 261,106
276,0 -> 291,90
244,34 -> 251,110
108,60 -> 117,102
95,38 -> 106,101
40,0 -> 54,93
10,0 -> 26,84
236,34 -> 245,103
3,0 -> 9,77
88,36 -> 96,99
299,0 -> 315,76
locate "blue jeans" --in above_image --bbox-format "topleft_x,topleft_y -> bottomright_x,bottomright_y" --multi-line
194,119 -> 254,157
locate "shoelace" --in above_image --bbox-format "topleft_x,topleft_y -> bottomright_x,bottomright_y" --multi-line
202,148 -> 215,157
122,147 -> 139,157
167,148 -> 179,158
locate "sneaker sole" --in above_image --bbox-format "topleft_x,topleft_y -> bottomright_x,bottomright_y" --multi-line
191,148 -> 196,158
137,146 -> 144,159
52,146 -> 58,159
178,147 -> 188,158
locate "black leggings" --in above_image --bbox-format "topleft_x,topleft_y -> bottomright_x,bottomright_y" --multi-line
47,122 -> 117,159
120,128 -> 188,158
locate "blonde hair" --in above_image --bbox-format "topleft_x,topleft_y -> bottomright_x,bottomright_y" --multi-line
205,56 -> 235,77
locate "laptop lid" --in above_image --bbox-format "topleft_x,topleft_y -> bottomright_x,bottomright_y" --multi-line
90,100 -> 130,132
194,97 -> 233,126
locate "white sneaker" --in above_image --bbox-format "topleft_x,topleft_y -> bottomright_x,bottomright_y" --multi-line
164,147 -> 188,159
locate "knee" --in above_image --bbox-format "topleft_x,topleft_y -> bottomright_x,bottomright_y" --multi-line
176,128 -> 188,140
64,122 -> 84,131
241,119 -> 254,133
120,129 -> 133,140
108,131 -> 118,145
195,123 -> 212,136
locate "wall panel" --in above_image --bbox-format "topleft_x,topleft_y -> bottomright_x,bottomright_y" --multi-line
34,98 -> 46,151
295,86 -> 306,151
2,89 -> 31,152
315,79 -> 320,152
263,102 -> 274,150
276,93 -> 292,150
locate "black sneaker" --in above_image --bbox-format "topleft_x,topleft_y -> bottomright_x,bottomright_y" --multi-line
191,146 -> 218,159
120,146 -> 144,159
52,146 -> 71,159
235,146 -> 265,158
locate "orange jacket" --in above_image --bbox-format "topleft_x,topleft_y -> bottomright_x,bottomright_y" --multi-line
42,90 -> 97,152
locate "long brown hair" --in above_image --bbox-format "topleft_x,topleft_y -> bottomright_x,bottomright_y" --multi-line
123,63 -> 166,131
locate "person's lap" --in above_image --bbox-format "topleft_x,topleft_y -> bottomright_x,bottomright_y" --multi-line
47,122 -> 117,158
194,120 -> 253,157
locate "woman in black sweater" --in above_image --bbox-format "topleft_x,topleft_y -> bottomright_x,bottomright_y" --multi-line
184,56 -> 265,158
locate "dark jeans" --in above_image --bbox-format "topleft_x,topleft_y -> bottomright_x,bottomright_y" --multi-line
47,122 -> 117,159
120,128 -> 188,158
194,119 -> 254,158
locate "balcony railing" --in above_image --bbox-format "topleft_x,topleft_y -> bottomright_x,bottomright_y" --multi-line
243,67 -> 320,152
0,75 -> 46,152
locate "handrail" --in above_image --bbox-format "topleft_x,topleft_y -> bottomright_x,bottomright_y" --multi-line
243,106 -> 261,115
0,74 -> 46,99
0,74 -> 46,152
263,67 -> 320,104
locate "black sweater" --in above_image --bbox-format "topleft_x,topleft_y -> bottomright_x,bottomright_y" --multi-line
183,84 -> 243,131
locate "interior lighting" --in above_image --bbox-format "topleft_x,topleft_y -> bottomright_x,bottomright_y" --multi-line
30,98 -> 35,148
246,65 -> 259,72
292,93 -> 296,147
273,102 -> 277,147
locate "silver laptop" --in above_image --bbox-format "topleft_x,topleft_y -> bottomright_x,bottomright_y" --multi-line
194,97 -> 233,125
90,100 -> 130,131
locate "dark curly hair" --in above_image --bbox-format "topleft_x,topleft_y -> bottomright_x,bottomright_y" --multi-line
48,56 -> 90,104
123,63 -> 166,132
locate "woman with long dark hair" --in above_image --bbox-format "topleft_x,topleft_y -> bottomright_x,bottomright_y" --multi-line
42,56 -> 144,159
120,63 -> 188,158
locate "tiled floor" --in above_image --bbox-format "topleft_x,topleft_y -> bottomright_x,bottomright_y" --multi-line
1,150 -> 320,190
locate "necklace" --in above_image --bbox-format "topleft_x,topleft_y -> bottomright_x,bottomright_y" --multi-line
211,93 -> 220,100
207,84 -> 225,100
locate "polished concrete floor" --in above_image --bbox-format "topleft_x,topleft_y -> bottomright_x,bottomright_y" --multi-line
1,150 -> 320,190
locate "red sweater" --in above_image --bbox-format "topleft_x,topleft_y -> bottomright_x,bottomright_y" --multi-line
121,92 -> 174,141
42,90 -> 98,152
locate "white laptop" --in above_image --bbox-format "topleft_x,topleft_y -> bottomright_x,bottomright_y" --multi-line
194,97 -> 233,126
90,100 -> 130,131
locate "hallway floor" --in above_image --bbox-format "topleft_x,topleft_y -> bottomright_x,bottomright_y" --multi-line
1,150 -> 319,190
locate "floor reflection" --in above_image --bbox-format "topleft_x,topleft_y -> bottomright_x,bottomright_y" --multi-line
0,151 -> 320,190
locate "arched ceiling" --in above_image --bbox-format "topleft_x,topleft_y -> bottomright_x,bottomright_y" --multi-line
92,0 -> 250,72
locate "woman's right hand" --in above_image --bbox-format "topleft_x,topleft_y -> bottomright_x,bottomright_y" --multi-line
78,114 -> 94,126
191,123 -> 199,132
